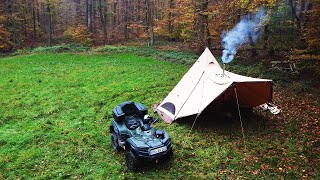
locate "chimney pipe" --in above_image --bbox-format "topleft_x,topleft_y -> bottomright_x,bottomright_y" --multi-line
222,64 -> 226,77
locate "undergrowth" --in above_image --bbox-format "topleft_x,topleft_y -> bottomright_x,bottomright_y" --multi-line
92,45 -> 197,65
13,44 -> 90,55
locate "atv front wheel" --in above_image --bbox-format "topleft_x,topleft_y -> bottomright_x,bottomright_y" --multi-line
126,151 -> 141,171
159,148 -> 173,163
111,132 -> 122,152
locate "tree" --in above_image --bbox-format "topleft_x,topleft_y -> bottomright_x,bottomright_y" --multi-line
0,19 -> 14,52
303,0 -> 320,51
124,0 -> 129,41
87,0 -> 93,33
46,0 -> 52,46
146,0 -> 154,45
98,0 -> 108,45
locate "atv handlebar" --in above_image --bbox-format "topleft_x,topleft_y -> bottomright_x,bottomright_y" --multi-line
149,117 -> 159,126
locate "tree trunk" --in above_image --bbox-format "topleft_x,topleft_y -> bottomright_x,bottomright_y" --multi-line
98,0 -> 108,45
75,0 -> 81,25
263,24 -> 269,49
86,0 -> 88,27
112,1 -> 116,28
199,0 -> 210,47
22,0 -> 27,38
87,0 -> 93,33
168,0 -> 174,34
146,0 -> 154,46
47,0 -> 52,46
288,0 -> 306,30
246,14 -> 256,57
11,0 -> 20,46
32,0 -> 36,38
199,0 -> 204,40
124,0 -> 129,41
93,0 -> 96,34
37,0 -> 41,37
204,0 -> 210,47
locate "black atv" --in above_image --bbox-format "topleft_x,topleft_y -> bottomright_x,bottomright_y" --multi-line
110,101 -> 173,171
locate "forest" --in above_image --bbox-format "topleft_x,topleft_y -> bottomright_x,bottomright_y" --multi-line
0,0 -> 319,179
0,0 -> 319,57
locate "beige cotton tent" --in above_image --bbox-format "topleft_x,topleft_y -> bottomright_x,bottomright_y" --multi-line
155,48 -> 273,124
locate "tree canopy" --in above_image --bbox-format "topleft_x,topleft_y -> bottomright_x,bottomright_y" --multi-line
0,0 -> 319,58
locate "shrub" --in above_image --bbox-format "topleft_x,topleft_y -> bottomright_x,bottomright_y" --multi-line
93,45 -> 197,64
62,25 -> 93,46
13,44 -> 90,55
0,24 -> 14,53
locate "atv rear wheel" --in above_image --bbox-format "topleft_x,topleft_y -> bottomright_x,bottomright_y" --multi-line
111,132 -> 122,152
126,151 -> 141,171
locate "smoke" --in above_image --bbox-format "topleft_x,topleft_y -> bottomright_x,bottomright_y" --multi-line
221,8 -> 268,64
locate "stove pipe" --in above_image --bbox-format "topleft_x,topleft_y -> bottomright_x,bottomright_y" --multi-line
222,64 -> 226,77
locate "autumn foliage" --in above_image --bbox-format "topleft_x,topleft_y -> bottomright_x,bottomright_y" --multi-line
0,0 -> 319,63
63,25 -> 93,46
0,16 -> 13,53
304,1 -> 320,51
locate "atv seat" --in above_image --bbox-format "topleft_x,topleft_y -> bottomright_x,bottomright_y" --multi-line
125,116 -> 141,130
122,103 -> 139,116
112,101 -> 148,122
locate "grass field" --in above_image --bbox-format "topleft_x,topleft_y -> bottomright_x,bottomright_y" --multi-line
0,51 -> 319,179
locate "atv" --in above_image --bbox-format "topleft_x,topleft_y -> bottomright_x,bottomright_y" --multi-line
110,101 -> 173,171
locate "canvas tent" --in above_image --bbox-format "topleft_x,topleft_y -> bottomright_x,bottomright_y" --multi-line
155,48 -> 273,124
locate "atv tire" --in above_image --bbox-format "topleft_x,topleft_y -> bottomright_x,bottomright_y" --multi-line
159,148 -> 173,163
111,132 -> 122,152
126,151 -> 141,171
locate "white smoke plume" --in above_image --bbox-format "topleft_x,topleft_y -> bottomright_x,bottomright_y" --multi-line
221,8 -> 268,64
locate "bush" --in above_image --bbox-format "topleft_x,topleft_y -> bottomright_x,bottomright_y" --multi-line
62,25 -> 93,46
93,45 -> 197,64
13,44 -> 90,55
0,24 -> 14,53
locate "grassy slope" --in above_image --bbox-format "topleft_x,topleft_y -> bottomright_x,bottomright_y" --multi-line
0,53 -> 319,179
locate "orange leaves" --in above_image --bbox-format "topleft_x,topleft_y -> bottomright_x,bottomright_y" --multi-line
0,23 -> 13,53
63,25 -> 93,46
154,0 -> 194,41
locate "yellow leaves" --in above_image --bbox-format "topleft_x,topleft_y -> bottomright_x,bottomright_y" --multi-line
304,4 -> 320,51
240,0 -> 277,11
62,25 -> 93,46
240,0 -> 250,9
154,0 -> 194,41
0,24 -> 13,53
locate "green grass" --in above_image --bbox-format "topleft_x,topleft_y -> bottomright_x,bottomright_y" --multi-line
0,52 -> 318,179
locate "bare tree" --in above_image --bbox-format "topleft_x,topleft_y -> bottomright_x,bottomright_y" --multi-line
98,0 -> 108,45
46,0 -> 52,46
87,0 -> 93,33
124,0 -> 129,41
146,0 -> 154,46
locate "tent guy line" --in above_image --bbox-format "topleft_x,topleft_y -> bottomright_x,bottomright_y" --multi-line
234,87 -> 246,151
